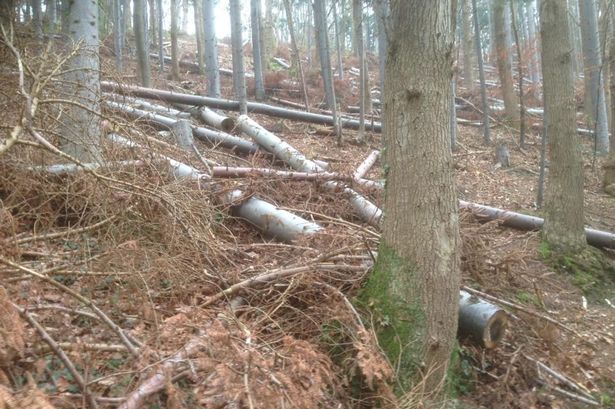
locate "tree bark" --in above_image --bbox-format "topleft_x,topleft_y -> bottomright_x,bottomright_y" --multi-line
113,0 -> 123,71
540,0 -> 587,253
122,0 -> 131,33
202,0 -> 221,97
156,0 -> 163,73
32,0 -> 43,40
251,0 -> 266,100
170,0 -> 180,81
461,0 -> 475,89
230,0 -> 248,114
333,1 -> 344,80
364,0 -> 460,398
353,0 -> 367,143
60,0 -> 102,162
148,0 -> 156,47
494,0 -> 519,126
313,0 -> 341,144
526,0 -> 541,85
134,0 -> 152,87
194,0 -> 206,75
578,0 -> 610,155
282,0 -> 310,110
472,0 -> 491,144
373,0 -> 388,94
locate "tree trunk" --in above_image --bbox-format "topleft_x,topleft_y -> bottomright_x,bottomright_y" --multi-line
333,1 -> 344,80
194,0 -> 206,74
353,0 -> 367,143
313,0 -> 341,144
282,0 -> 310,110
32,0 -> 43,40
605,11 -> 615,193
494,0 -> 519,126
60,0 -> 102,162
540,0 -> 587,253
373,0 -> 388,94
170,0 -> 180,81
134,0 -> 151,86
113,0 -> 123,71
472,0 -> 491,145
261,0 -> 276,71
47,0 -> 57,32
157,0 -> 163,73
461,0 -> 475,89
122,0 -> 131,33
148,0 -> 156,47
510,0 -> 526,148
203,0 -> 221,98
230,0 -> 248,114
526,0 -> 541,85
364,0 -> 460,398
251,0 -> 266,100
578,0 -> 610,155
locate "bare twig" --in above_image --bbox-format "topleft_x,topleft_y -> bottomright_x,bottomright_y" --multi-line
14,215 -> 118,244
12,303 -> 99,409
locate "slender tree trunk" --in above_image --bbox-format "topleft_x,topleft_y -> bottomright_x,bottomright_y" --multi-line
61,0 -> 102,162
579,0 -> 610,155
365,0 -> 460,398
122,0 -> 131,33
510,0 -> 526,148
148,0 -> 156,47
230,0 -> 248,114
540,0 -> 586,253
526,0 -> 541,85
32,0 -> 42,40
374,0 -> 388,95
47,0 -> 57,32
251,0 -> 266,100
605,12 -> 615,193
157,0 -> 163,73
194,0 -> 206,74
113,0 -> 123,71
494,0 -> 519,126
170,0 -> 180,81
451,78 -> 458,151
60,0 -> 69,34
353,0 -> 367,143
472,0 -> 491,144
461,0 -> 475,90
134,0 -> 152,86
203,0 -> 220,97
282,0 -> 310,110
313,0 -> 341,144
333,1 -> 344,80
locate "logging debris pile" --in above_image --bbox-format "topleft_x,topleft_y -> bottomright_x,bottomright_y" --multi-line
0,35 -> 614,409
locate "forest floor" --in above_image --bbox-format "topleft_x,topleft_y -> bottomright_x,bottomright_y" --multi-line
0,32 -> 614,408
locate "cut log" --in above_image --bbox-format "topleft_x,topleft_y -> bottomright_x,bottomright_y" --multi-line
212,166 -> 343,181
105,93 -> 191,118
101,81 -> 383,132
459,201 -> 615,249
272,57 -> 291,69
149,53 -> 255,78
108,134 -> 321,241
39,160 -> 146,174
171,103 -> 236,132
353,150 -> 380,180
104,100 -> 259,154
236,115 -> 383,226
458,290 -> 508,348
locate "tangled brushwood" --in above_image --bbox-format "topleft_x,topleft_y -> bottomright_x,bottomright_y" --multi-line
0,27 -> 395,409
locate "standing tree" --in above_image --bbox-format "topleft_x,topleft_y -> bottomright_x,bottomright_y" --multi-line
313,0 -> 341,144
134,0 -> 152,86
353,0 -> 368,143
203,0 -> 220,97
230,0 -> 248,114
461,0 -> 475,89
526,0 -> 541,85
540,0 -> 586,253
60,0 -> 102,162
333,1 -> 344,80
251,0 -> 266,100
122,0 -> 131,34
32,0 -> 43,40
157,0 -> 163,73
113,0 -> 123,71
363,0 -> 460,400
578,0 -> 609,155
472,0 -> 491,145
510,0 -> 526,148
194,0 -> 206,74
493,0 -> 519,126
373,0 -> 388,94
282,0 -> 309,110
170,0 -> 180,81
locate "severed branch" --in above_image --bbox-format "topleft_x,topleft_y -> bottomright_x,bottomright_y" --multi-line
13,215 -> 118,245
12,303 -> 99,409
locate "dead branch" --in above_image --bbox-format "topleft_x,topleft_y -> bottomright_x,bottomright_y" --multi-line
14,215 -> 118,244
11,303 -> 99,409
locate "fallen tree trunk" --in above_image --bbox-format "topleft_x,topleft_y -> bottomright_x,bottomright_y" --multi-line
104,100 -> 259,154
172,103 -> 236,131
458,290 -> 508,348
213,166 -> 344,181
236,115 -> 383,226
101,81 -> 382,132
108,134 -> 322,242
105,93 -> 192,118
459,200 -> 615,249
149,53 -> 254,78
354,150 -> 380,180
